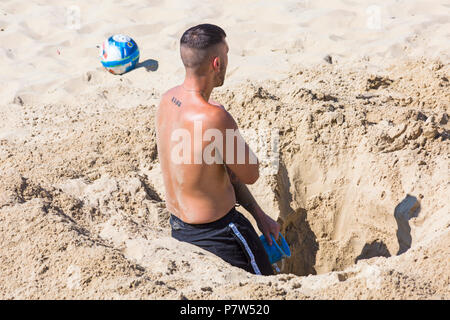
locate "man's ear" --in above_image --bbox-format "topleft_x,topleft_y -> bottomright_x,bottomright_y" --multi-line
212,56 -> 220,71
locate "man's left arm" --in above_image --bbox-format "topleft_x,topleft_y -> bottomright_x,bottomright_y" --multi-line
226,166 -> 280,246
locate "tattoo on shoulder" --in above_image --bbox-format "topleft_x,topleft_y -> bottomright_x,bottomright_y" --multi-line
171,96 -> 182,107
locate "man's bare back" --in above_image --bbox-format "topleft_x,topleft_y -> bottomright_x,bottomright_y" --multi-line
156,86 -> 237,224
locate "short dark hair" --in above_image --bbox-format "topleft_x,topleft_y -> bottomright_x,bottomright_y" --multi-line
180,24 -> 226,69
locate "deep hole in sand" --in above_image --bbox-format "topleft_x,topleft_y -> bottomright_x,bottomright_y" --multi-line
270,160 -> 422,277
277,193 -> 421,276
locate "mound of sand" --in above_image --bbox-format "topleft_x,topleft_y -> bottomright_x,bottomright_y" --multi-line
1,56 -> 448,299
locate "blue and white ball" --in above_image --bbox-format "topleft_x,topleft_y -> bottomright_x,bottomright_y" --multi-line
100,34 -> 139,75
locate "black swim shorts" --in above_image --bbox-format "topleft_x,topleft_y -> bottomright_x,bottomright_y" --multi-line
170,206 -> 274,276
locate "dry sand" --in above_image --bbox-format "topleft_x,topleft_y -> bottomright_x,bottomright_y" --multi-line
0,0 -> 449,299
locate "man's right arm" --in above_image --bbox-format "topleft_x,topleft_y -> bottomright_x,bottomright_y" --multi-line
211,108 -> 260,184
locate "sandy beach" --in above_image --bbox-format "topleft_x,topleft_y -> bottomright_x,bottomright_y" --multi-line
0,0 -> 449,299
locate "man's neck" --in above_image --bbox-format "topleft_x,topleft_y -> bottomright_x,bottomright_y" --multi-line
182,75 -> 214,102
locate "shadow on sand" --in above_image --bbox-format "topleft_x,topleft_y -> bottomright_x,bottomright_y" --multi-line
394,194 -> 421,255
355,240 -> 391,263
135,58 -> 159,72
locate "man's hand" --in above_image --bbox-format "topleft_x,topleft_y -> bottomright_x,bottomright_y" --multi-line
255,208 -> 280,247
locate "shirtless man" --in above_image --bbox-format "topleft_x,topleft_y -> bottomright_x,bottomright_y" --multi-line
156,24 -> 279,275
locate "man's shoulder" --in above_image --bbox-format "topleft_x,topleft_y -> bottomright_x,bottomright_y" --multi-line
161,86 -> 178,99
208,98 -> 225,109
202,103 -> 236,130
